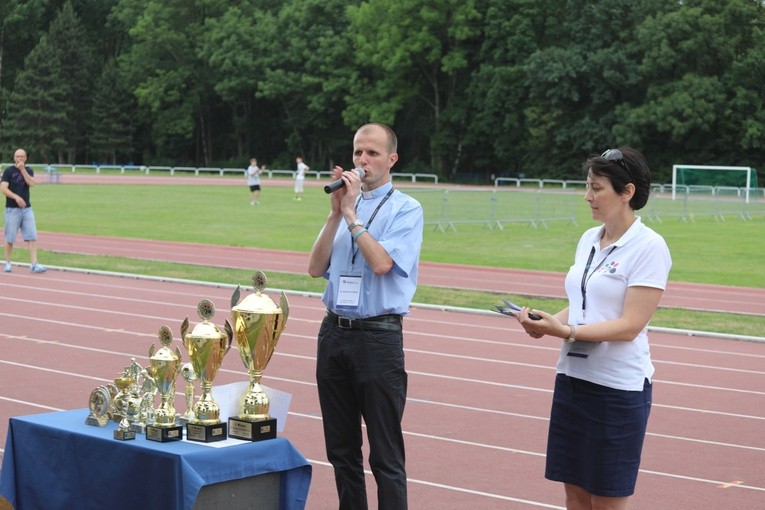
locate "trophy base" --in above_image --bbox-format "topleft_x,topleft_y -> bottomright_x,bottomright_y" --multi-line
114,428 -> 136,441
146,424 -> 183,442
85,414 -> 108,427
186,421 -> 227,443
130,422 -> 147,435
228,417 -> 277,442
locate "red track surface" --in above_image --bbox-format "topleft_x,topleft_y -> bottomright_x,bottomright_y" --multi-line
1,255 -> 764,508
38,231 -> 765,318
1,173 -> 764,508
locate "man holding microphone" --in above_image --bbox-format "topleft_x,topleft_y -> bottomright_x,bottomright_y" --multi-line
308,123 -> 423,509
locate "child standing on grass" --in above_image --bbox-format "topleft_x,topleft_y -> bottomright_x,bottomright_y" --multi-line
294,156 -> 309,201
247,158 -> 261,205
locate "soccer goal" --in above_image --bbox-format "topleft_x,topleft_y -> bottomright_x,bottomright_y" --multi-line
672,164 -> 758,203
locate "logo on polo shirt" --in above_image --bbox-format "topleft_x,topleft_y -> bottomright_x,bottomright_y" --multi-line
598,260 -> 620,274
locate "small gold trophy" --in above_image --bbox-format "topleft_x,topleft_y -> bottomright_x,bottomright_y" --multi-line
182,299 -> 232,442
85,386 -> 111,427
113,375 -> 137,440
146,325 -> 183,442
228,271 -> 289,441
179,362 -> 197,424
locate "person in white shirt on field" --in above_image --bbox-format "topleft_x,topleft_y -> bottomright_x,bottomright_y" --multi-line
294,156 -> 309,201
246,158 -> 261,205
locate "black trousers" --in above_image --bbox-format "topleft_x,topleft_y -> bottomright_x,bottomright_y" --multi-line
316,315 -> 408,510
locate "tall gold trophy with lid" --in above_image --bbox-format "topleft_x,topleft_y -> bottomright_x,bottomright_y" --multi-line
182,299 -> 232,442
228,271 -> 289,441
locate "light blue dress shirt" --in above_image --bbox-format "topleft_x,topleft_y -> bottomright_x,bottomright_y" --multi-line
322,181 -> 424,318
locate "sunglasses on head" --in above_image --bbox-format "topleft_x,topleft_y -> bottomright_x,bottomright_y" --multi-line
601,148 -> 630,173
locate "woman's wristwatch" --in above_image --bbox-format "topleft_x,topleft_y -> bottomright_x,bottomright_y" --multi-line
566,323 -> 577,343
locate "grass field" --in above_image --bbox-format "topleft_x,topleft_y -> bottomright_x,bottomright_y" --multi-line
7,181 -> 765,337
31,182 -> 765,285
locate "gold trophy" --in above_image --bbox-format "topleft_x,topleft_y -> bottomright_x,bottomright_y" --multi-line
85,386 -> 111,427
146,325 -> 183,442
182,299 -> 232,442
179,362 -> 197,424
113,375 -> 137,440
228,271 -> 289,441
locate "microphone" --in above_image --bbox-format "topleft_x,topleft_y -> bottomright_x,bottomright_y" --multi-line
324,168 -> 365,194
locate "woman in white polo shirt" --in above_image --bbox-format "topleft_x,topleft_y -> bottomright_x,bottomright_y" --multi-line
514,147 -> 672,510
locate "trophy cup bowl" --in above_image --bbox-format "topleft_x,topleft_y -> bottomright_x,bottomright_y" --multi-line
228,271 -> 289,441
146,325 -> 184,442
182,299 -> 232,442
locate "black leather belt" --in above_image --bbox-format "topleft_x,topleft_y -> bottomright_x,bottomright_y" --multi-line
325,310 -> 402,331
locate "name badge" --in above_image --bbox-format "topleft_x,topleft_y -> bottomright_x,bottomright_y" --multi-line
566,340 -> 596,359
336,274 -> 361,309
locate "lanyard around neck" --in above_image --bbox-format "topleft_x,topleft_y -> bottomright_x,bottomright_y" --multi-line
580,245 -> 617,312
351,188 -> 394,265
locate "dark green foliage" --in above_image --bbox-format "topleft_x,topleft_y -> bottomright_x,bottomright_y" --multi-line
90,59 -> 136,164
0,0 -> 763,184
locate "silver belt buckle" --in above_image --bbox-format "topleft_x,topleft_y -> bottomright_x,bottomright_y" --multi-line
337,317 -> 353,329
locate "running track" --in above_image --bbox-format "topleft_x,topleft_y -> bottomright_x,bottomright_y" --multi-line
1,174 -> 764,508
37,231 -> 765,318
1,262 -> 764,508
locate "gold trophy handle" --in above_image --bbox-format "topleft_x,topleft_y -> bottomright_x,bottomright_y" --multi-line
231,285 -> 241,309
180,317 -> 189,349
224,319 -> 234,354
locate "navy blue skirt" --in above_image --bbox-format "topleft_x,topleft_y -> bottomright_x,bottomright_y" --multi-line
545,373 -> 652,497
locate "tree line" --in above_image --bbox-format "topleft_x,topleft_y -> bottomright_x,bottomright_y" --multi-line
1,0 -> 764,184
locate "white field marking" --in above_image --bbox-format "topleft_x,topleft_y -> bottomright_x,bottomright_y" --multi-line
646,432 -> 765,452
0,295 -> 186,322
305,435 -> 765,494
302,458 -> 567,509
406,347 -> 551,370
4,362 -> 765,493
332,428 -> 765,493
0,294 -> 319,326
650,402 -> 765,420
406,346 -> 765,378
0,396 -> 62,412
0,359 -> 112,383
650,341 -> 765,359
8,302 -> 762,393
8,276 -> 764,359
638,469 -> 765,492
654,359 -> 765,375
7,267 -> 764,344
3,330 -> 765,421
406,328 -> 765,362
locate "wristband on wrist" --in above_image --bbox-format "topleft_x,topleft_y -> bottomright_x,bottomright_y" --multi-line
566,323 -> 577,343
352,228 -> 367,241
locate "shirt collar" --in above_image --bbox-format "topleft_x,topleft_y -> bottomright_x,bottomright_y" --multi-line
361,181 -> 393,200
595,216 -> 644,249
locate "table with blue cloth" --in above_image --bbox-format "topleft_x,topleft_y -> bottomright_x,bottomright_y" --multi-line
0,409 -> 311,510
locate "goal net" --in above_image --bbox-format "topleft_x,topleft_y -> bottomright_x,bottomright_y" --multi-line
672,165 -> 758,203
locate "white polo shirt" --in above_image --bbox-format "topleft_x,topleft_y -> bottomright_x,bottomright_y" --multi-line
558,217 -> 672,391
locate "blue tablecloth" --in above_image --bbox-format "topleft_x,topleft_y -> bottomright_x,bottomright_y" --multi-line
0,409 -> 311,510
